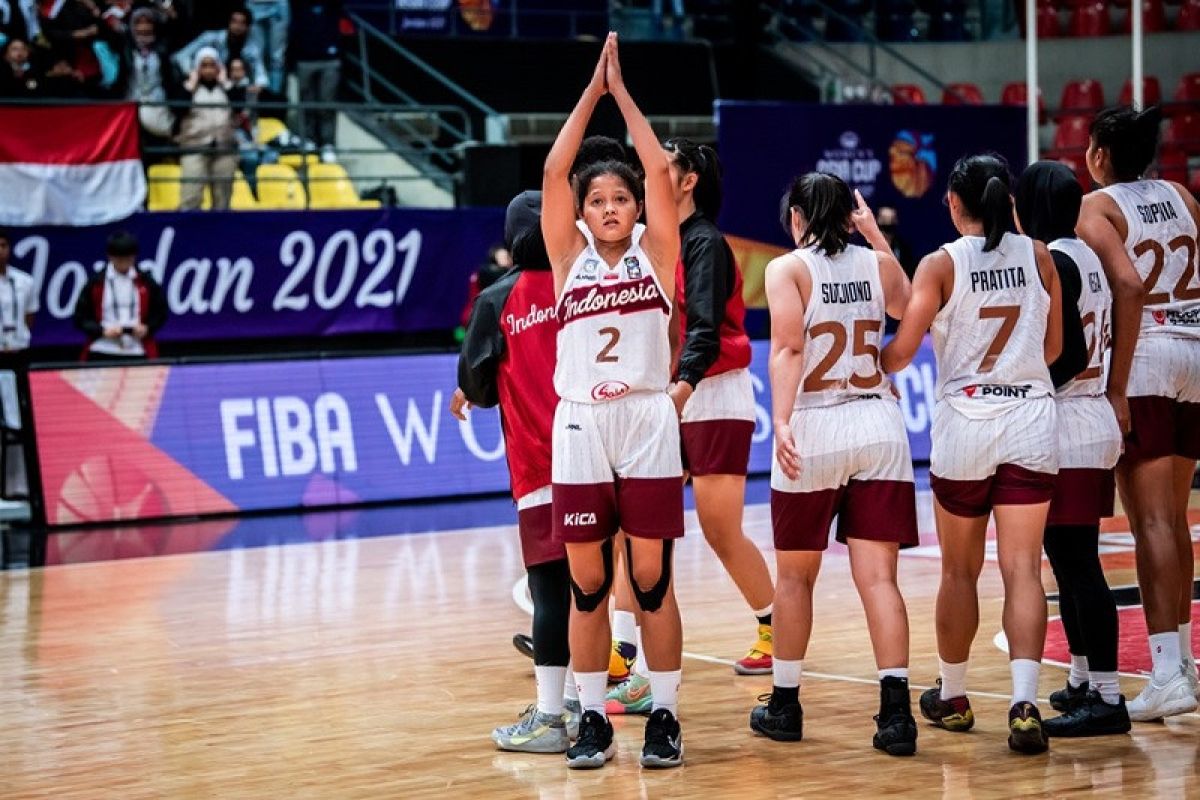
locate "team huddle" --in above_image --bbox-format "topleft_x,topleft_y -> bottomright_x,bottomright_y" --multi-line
453,33 -> 1200,769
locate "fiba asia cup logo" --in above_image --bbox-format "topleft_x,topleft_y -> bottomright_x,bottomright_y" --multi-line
889,130 -> 937,198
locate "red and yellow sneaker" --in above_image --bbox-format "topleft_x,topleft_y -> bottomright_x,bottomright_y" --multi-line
734,624 -> 773,675
608,639 -> 637,684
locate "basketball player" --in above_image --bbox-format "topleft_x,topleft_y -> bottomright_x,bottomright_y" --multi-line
543,33 -> 685,769
1077,106 -> 1200,721
749,173 -> 919,757
881,154 -> 1063,755
1014,161 -> 1131,737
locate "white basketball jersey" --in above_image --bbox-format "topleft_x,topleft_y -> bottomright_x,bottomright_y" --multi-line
792,244 -> 891,409
1099,180 -> 1200,339
931,233 -> 1054,417
554,223 -> 672,404
1050,237 -> 1112,399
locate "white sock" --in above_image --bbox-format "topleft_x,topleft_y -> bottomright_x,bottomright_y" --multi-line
939,659 -> 969,700
753,603 -> 773,621
773,658 -> 802,689
648,669 -> 681,715
878,667 -> 909,681
563,665 -> 578,702
535,665 -> 567,716
1150,631 -> 1182,680
1090,670 -> 1121,705
1068,654 -> 1089,688
1180,622 -> 1195,663
1011,658 -> 1040,705
613,610 -> 637,644
633,627 -> 649,678
575,671 -> 608,717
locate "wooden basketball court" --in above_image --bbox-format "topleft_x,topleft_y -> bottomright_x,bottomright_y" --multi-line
2,489 -> 1198,798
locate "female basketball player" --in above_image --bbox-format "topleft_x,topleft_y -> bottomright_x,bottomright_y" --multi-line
1077,106 -> 1200,721
1014,161 -> 1130,737
750,173 -> 919,757
542,33 -> 685,769
881,154 -> 1063,755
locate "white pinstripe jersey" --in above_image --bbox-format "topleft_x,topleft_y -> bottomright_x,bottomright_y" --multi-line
1099,180 -> 1200,339
792,244 -> 891,410
1051,237 -> 1111,399
931,233 -> 1054,418
554,223 -> 673,404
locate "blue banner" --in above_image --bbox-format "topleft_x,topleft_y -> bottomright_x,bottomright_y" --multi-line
11,208 -> 505,347
33,338 -> 935,524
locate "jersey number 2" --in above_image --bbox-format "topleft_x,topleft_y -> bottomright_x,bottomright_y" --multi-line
596,327 -> 621,363
1133,235 -> 1200,305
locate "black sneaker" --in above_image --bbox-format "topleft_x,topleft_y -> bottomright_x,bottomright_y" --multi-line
512,633 -> 534,660
1007,702 -> 1049,755
1043,692 -> 1131,738
873,676 -> 917,756
1048,680 -> 1089,712
565,711 -> 615,769
918,680 -> 975,732
640,708 -> 684,768
749,692 -> 803,742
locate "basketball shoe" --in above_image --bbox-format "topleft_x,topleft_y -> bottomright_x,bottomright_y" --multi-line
1048,680 -> 1089,712
565,711 -> 615,769
873,676 -> 917,756
640,708 -> 684,768
1185,658 -> 1200,702
492,705 -> 570,753
512,633 -> 534,660
733,624 -> 773,675
1127,664 -> 1198,721
608,639 -> 637,683
1007,702 -> 1049,754
1043,691 -> 1131,737
749,692 -> 803,741
564,698 -> 582,739
605,673 -> 653,715
918,680 -> 975,732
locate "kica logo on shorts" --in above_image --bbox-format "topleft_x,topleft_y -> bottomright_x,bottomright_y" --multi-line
963,384 -> 1032,399
563,512 -> 598,526
592,381 -> 630,401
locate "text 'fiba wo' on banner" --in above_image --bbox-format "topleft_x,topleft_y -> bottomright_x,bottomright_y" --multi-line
714,101 -> 1027,308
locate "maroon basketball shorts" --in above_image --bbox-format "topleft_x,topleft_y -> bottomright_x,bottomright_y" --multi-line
680,368 -> 756,477
516,486 -> 566,568
1047,395 -> 1120,526
770,398 -> 918,551
1121,337 -> 1200,463
929,397 -> 1057,518
551,392 -> 684,544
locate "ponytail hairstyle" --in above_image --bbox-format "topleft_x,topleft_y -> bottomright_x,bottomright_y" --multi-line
664,137 -> 724,218
946,154 -> 1013,253
785,172 -> 854,256
1090,105 -> 1163,183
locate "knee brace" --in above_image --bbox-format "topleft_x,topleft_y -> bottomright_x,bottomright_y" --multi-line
625,537 -> 674,613
570,537 -> 614,613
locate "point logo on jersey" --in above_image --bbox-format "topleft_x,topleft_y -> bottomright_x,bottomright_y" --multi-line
624,256 -> 642,279
563,512 -> 598,526
580,259 -> 600,281
591,381 -> 630,402
963,384 -> 1032,399
889,130 -> 937,199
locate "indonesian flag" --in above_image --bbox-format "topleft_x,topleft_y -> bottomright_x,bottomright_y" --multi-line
0,104 -> 146,226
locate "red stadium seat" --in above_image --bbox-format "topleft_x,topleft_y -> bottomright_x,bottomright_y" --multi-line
1068,1 -> 1111,35
942,82 -> 984,105
1176,72 -> 1200,102
1155,146 -> 1189,182
1056,154 -> 1092,189
1052,114 -> 1094,152
1121,0 -> 1167,32
1001,81 -> 1048,124
1019,0 -> 1060,37
1118,76 -> 1162,107
1058,79 -> 1105,117
1164,113 -> 1200,149
1178,0 -> 1200,31
893,83 -> 927,104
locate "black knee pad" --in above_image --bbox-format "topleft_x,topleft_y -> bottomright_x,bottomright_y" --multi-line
625,537 -> 674,613
570,537 -> 614,613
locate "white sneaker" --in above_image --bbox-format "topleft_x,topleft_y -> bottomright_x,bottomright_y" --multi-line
1127,665 -> 1199,722
1185,659 -> 1200,702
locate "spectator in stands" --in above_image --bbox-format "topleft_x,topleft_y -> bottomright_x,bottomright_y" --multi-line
73,231 -> 167,362
876,205 -> 916,275
226,55 -> 262,184
291,0 -> 342,157
246,0 -> 287,93
173,6 -> 267,95
0,37 -> 36,95
40,0 -> 122,95
458,243 -> 513,329
175,47 -> 238,211
121,8 -> 177,142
